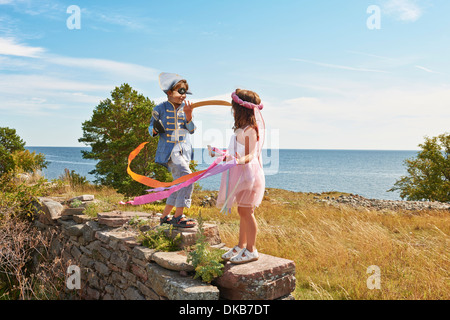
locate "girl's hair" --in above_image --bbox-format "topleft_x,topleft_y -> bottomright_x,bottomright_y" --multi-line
232,89 -> 261,139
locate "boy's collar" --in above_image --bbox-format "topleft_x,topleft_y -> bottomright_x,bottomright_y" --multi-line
167,100 -> 184,110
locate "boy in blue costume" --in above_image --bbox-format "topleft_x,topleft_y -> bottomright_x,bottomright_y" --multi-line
149,73 -> 197,228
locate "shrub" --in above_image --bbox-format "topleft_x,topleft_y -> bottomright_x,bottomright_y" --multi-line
186,213 -> 226,283
389,133 -> 450,202
137,224 -> 181,252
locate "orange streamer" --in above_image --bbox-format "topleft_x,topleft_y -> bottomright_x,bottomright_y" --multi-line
127,142 -> 207,188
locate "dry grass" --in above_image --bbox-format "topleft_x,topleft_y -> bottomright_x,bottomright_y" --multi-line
49,183 -> 450,300
191,188 -> 450,300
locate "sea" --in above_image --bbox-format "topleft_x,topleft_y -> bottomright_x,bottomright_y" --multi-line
25,146 -> 419,201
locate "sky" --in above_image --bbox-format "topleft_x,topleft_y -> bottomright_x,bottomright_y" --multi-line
0,0 -> 449,150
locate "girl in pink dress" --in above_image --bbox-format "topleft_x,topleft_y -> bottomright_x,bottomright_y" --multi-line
214,89 -> 265,264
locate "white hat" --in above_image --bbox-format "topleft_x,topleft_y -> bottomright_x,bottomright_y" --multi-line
158,72 -> 192,94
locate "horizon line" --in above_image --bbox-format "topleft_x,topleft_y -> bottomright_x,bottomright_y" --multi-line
26,145 -> 421,152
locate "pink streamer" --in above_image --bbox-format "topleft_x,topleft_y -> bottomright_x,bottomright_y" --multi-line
127,151 -> 237,206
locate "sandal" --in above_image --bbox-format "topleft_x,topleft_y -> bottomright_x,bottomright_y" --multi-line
172,215 -> 196,228
221,246 -> 241,261
160,215 -> 172,225
230,248 -> 259,264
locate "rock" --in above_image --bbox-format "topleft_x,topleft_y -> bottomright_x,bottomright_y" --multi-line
65,224 -> 85,237
97,211 -> 153,227
70,195 -> 95,202
165,223 -> 221,249
321,194 -> 450,211
110,251 -> 130,270
146,263 -> 219,300
62,207 -> 85,217
106,230 -> 140,249
94,261 -> 110,276
86,287 -> 100,300
132,246 -> 156,262
124,286 -> 145,300
73,214 -> 92,224
82,220 -> 100,242
179,270 -> 188,277
39,199 -> 64,223
214,252 -> 296,300
152,251 -> 195,272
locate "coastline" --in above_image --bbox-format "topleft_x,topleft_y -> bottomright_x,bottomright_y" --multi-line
198,188 -> 450,212
312,192 -> 450,211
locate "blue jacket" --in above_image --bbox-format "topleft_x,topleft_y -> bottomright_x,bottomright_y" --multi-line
149,101 -> 196,167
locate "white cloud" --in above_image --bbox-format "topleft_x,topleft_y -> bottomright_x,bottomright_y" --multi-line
267,83 -> 450,149
382,0 -> 423,22
45,55 -> 160,81
0,37 -> 45,57
0,38 -> 161,120
415,65 -> 442,74
291,58 -> 390,74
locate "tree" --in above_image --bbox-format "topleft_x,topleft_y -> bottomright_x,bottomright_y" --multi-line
0,127 -> 47,177
389,133 -> 450,202
79,83 -> 171,197
0,127 -> 26,153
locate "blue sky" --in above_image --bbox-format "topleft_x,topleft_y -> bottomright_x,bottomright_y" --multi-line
1,0 -> 449,149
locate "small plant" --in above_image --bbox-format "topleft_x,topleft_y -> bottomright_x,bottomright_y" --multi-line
187,212 -> 226,283
82,202 -> 98,218
137,224 -> 181,252
69,199 -> 83,208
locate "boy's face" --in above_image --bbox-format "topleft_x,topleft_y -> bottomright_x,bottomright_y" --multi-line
168,83 -> 187,106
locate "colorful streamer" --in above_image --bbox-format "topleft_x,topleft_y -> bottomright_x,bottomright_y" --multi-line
126,145 -> 236,206
124,100 -> 236,206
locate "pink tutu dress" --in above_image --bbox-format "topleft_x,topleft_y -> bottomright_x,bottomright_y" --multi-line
216,127 -> 265,209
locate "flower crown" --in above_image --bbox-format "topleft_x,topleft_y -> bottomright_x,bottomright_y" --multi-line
231,92 -> 264,110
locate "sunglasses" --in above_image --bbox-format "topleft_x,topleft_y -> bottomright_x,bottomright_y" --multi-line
175,88 -> 187,95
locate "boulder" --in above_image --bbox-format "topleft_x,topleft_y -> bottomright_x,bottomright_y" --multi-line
38,199 -> 64,224
214,252 -> 296,300
152,251 -> 195,272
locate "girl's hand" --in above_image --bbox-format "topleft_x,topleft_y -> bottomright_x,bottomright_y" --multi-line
207,145 -> 215,157
184,100 -> 193,121
236,152 -> 246,165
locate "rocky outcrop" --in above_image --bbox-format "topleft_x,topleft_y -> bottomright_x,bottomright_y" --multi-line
316,194 -> 450,211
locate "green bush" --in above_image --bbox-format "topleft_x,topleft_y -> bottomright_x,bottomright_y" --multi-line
389,133 -> 450,202
137,224 -> 181,252
187,214 -> 226,283
0,127 -> 47,177
59,168 -> 89,188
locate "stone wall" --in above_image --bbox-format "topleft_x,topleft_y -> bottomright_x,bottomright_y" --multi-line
34,195 -> 296,300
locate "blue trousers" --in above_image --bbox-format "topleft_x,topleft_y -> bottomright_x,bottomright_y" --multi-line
166,151 -> 193,208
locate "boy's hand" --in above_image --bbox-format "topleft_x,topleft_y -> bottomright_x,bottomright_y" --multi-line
184,100 -> 193,122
